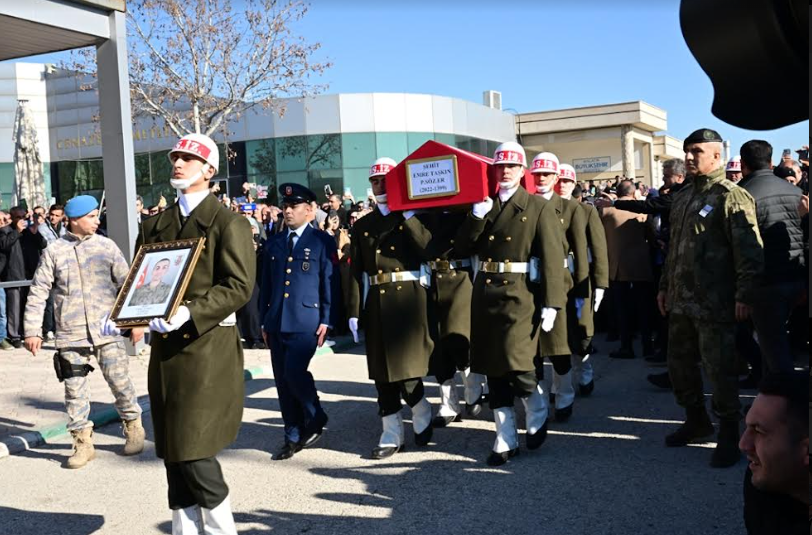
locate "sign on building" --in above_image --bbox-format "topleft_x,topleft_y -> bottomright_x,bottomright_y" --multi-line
573,156 -> 611,175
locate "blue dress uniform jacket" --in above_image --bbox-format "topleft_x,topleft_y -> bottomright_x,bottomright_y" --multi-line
260,225 -> 337,333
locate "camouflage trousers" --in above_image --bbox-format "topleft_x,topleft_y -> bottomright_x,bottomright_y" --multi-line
62,342 -> 142,431
667,313 -> 740,421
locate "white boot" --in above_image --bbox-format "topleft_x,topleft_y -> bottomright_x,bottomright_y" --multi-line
200,494 -> 237,535
411,397 -> 434,445
492,407 -> 519,453
172,506 -> 203,535
373,412 -> 404,459
460,368 -> 485,405
436,379 -> 461,419
522,383 -> 549,436
553,370 -> 575,422
573,353 -> 594,390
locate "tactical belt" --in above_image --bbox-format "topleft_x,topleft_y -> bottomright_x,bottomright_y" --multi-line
478,261 -> 530,274
369,271 -> 420,286
428,259 -> 472,272
53,352 -> 95,382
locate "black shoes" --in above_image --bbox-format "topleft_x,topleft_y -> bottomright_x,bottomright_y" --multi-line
609,348 -> 635,359
414,424 -> 433,447
647,372 -> 672,390
665,406 -> 715,447
710,420 -> 741,468
371,445 -> 401,460
579,380 -> 595,397
274,441 -> 302,460
554,404 -> 573,423
486,448 -> 519,467
432,414 -> 462,428
300,413 -> 328,449
465,400 -> 483,418
526,421 -> 548,450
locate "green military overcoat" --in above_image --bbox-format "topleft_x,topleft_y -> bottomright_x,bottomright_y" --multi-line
577,202 -> 609,337
346,207 -> 433,383
137,194 -> 255,462
402,210 -> 473,369
539,193 -> 588,357
455,187 -> 568,376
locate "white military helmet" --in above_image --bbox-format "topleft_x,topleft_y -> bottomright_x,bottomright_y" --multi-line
168,133 -> 219,173
493,142 -> 527,167
725,155 -> 742,172
531,152 -> 560,175
559,163 -> 577,182
369,157 -> 397,178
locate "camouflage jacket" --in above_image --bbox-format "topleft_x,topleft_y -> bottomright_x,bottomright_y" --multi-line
660,167 -> 764,322
24,232 -> 129,348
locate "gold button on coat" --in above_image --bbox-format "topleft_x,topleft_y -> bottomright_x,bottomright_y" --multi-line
488,235 -> 495,241
380,289 -> 386,294
162,334 -> 168,339
285,281 -> 290,286
485,278 -> 492,284
183,334 -> 191,339
284,293 -> 289,298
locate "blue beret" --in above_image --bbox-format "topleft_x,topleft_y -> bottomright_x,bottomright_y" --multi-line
279,183 -> 317,204
65,195 -> 99,218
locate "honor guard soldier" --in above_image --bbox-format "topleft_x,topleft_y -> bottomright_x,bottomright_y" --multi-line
531,153 -> 589,422
122,133 -> 255,534
725,155 -> 743,183
454,142 -> 568,466
400,208 -> 487,428
24,195 -> 145,469
559,164 -> 609,396
658,128 -> 763,468
346,157 -> 436,460
259,183 -> 335,461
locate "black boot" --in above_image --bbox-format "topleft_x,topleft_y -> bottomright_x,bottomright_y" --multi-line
710,420 -> 741,468
665,406 -> 715,447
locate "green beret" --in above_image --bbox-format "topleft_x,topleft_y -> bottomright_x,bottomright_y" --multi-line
683,128 -> 723,151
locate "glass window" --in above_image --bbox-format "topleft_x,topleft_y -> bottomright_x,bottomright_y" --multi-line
454,135 -> 472,153
135,153 -> 151,186
307,134 -> 342,170
151,151 -> 173,186
434,133 -> 455,147
246,139 -> 276,178
342,168 -> 371,203
308,169 -> 343,202
375,133 -> 408,162
85,160 -> 104,191
407,132 -> 433,153
276,171 -> 308,187
276,136 -> 307,172
341,133 -> 376,168
136,185 -> 154,208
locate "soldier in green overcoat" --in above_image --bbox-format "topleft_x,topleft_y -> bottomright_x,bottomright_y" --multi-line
530,154 -> 589,422
454,142 -> 568,466
346,157 -> 435,460
138,134 -> 255,534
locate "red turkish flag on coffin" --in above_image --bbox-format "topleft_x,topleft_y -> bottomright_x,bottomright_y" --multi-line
386,141 -> 533,211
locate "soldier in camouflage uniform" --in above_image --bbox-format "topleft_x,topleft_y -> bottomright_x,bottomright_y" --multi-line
23,195 -> 144,469
657,129 -> 764,468
129,258 -> 173,306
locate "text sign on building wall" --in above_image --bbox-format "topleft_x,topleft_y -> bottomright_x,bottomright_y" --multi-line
406,155 -> 460,199
573,156 -> 612,175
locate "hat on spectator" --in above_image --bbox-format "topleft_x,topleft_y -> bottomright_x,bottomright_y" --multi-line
725,155 -> 742,172
279,183 -> 316,205
64,195 -> 99,218
683,128 -> 723,151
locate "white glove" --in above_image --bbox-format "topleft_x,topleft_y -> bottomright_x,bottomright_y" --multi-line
472,198 -> 494,219
593,288 -> 605,312
348,317 -> 359,343
574,298 -> 585,319
149,305 -> 191,334
99,313 -> 121,337
541,307 -> 557,332
403,210 -> 416,220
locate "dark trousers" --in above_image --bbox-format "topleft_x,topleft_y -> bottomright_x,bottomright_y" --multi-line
268,331 -> 325,444
610,280 -> 653,352
5,287 -> 27,341
534,355 -> 572,381
165,457 -> 229,510
487,371 -> 538,410
430,335 -> 470,384
735,321 -> 762,378
749,280 -> 805,373
237,283 -> 263,345
375,378 -> 424,417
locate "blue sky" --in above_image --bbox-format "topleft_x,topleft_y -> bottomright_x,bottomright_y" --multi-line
16,0 -> 808,159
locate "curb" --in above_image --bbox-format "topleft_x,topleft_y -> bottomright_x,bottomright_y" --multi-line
0,336 -> 359,460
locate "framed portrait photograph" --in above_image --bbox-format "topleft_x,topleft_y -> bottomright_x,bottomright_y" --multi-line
109,238 -> 206,327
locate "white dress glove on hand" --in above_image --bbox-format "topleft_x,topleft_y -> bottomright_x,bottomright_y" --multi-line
403,210 -> 416,220
348,317 -> 359,344
472,198 -> 494,219
149,305 -> 191,334
541,307 -> 558,332
100,314 -> 121,337
593,288 -> 605,312
574,298 -> 585,320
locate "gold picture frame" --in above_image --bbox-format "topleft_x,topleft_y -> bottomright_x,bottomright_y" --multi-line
109,238 -> 206,327
405,154 -> 461,200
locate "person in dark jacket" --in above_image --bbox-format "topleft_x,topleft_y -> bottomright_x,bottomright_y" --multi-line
738,140 -> 806,374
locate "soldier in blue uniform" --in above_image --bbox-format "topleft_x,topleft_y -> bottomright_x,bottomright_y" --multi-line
260,183 -> 337,461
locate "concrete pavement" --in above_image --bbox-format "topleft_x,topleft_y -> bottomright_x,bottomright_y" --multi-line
0,336 -> 752,534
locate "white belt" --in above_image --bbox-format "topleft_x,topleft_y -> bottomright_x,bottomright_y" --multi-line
478,261 -> 530,274
428,259 -> 472,271
219,312 -> 237,326
369,271 -> 421,286
567,254 -> 575,274
587,247 -> 593,264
